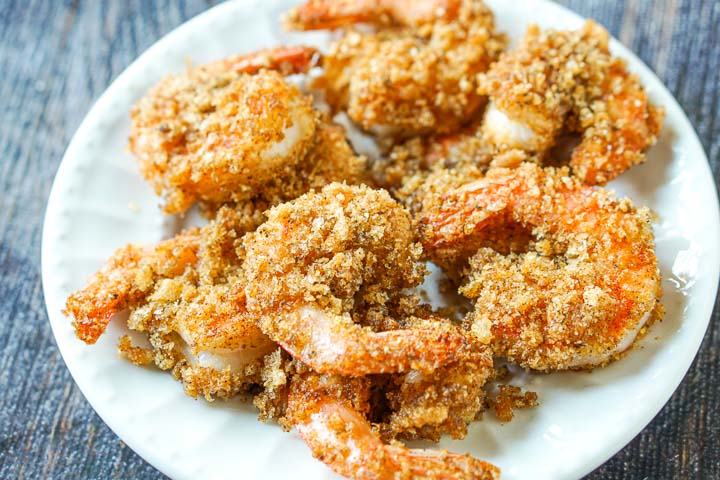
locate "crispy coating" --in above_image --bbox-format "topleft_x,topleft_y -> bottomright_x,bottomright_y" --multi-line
382,332 -> 494,441
489,385 -> 538,423
374,121 -> 492,192
200,113 -> 369,221
130,46 -> 367,215
65,208 -> 275,399
302,116 -> 369,187
286,371 -> 500,480
289,0 -> 506,136
420,163 -> 662,370
131,66 -> 316,213
479,21 -> 664,184
117,335 -> 154,366
401,161 -> 487,216
570,58 -> 664,184
243,183 -> 425,309
255,114 -> 369,201
253,349 -> 297,424
243,183 -> 476,375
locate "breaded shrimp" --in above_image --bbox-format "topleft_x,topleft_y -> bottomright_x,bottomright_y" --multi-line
478,21 -> 663,184
569,58 -> 664,184
242,183 -> 472,375
286,372 -> 501,480
64,208 -> 275,399
130,46 -> 366,215
419,163 -> 662,370
130,47 -> 317,213
286,0 -> 506,136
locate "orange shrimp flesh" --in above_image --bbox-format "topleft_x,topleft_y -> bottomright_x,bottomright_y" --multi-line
420,163 -> 662,370
286,0 -> 461,30
286,373 -> 501,480
265,307 -> 472,376
65,230 -> 200,344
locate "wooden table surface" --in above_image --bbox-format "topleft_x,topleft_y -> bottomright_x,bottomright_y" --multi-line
0,0 -> 718,478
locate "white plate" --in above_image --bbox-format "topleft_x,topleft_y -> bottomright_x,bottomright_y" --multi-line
42,1 -> 720,479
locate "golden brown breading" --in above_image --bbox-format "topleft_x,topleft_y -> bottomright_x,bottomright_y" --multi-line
130,67 -> 317,213
117,335 -> 154,366
373,121 -> 492,193
489,385 -> 538,422
382,334 -> 493,441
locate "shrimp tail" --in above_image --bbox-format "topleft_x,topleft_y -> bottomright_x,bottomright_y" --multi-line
285,0 -> 460,31
206,46 -> 320,76
64,232 -> 200,344
64,244 -> 144,344
400,449 -> 501,480
288,373 -> 500,480
285,0 -> 382,31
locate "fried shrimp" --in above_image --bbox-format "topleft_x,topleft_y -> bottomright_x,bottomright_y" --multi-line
286,0 -> 506,136
286,372 -> 501,480
130,46 -> 317,213
478,21 -> 663,184
243,183 -> 472,376
63,2 -> 673,472
130,46 -> 366,215
64,208 -> 275,399
420,163 -> 662,370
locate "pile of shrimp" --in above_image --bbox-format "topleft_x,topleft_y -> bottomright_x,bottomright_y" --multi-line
63,1 -> 666,478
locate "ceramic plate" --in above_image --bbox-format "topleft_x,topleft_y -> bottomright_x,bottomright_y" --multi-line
42,0 -> 720,479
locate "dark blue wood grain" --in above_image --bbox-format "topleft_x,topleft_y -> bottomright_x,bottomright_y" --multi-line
0,1 -> 717,478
